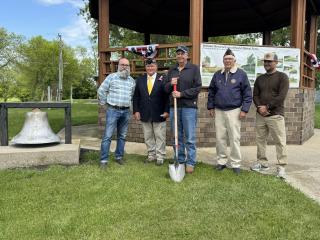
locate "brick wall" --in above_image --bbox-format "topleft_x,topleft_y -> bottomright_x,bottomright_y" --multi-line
98,88 -> 315,146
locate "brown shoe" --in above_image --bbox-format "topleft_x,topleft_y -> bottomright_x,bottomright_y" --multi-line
186,165 -> 194,174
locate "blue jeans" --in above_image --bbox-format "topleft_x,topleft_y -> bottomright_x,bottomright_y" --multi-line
100,107 -> 130,163
170,107 -> 197,167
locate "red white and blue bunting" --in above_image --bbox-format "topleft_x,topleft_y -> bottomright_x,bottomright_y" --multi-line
309,53 -> 320,70
126,44 -> 159,59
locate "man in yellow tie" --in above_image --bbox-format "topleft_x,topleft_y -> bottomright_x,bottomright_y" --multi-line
133,59 -> 169,165
147,75 -> 153,95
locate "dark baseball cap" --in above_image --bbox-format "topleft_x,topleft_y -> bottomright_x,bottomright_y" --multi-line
176,45 -> 188,53
145,58 -> 157,65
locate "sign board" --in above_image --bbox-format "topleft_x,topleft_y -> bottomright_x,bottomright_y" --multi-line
200,43 -> 300,88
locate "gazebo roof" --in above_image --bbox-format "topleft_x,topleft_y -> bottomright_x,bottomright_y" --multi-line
89,0 -> 320,37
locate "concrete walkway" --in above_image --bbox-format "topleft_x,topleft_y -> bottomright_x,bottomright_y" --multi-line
59,125 -> 320,204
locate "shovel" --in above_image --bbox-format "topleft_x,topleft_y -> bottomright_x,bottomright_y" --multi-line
169,83 -> 185,182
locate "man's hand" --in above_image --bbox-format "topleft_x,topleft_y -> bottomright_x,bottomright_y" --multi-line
208,109 -> 215,117
172,91 -> 181,98
160,112 -> 169,119
100,104 -> 107,111
134,112 -> 141,121
239,111 -> 247,119
258,105 -> 269,116
171,77 -> 178,86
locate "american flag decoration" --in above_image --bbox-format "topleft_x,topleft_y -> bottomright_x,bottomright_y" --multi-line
309,53 -> 320,70
126,44 -> 159,59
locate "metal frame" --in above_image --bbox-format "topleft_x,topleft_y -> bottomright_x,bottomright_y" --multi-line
0,102 -> 72,146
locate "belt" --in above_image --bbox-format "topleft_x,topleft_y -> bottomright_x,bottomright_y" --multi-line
108,104 -> 129,110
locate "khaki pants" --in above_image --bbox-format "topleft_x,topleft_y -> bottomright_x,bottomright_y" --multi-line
141,121 -> 166,161
256,113 -> 287,165
215,108 -> 242,168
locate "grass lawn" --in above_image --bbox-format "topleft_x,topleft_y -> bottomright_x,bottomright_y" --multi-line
315,104 -> 320,129
1,152 -> 320,240
7,101 -> 98,139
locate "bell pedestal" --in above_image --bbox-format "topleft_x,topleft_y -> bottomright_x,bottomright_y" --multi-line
0,139 -> 80,170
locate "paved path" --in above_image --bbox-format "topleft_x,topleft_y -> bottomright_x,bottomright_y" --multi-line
59,125 -> 320,204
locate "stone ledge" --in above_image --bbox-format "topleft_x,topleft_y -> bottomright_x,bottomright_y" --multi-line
0,139 -> 80,170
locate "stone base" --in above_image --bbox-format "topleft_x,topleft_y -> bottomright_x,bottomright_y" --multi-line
99,88 -> 315,146
0,139 -> 80,170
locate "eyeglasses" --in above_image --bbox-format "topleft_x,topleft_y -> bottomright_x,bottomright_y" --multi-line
119,64 -> 130,67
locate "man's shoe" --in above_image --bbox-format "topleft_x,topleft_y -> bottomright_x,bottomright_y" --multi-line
276,166 -> 286,180
156,159 -> 164,166
216,164 -> 226,171
100,162 -> 108,169
186,165 -> 194,174
116,158 -> 124,165
144,157 -> 156,164
233,168 -> 240,175
250,162 -> 269,172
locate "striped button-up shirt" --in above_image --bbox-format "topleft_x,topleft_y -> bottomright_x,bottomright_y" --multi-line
98,72 -> 136,107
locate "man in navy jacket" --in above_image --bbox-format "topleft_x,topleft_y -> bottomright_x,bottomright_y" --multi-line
207,48 -> 252,174
133,59 -> 169,165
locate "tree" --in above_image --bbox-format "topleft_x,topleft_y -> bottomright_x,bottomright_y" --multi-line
17,36 -> 81,101
0,27 -> 23,69
272,27 -> 291,46
72,46 -> 97,99
0,28 -> 23,101
0,68 -> 18,102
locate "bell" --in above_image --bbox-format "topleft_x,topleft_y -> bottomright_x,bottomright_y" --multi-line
11,108 -> 60,145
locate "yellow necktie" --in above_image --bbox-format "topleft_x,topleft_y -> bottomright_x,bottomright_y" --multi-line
147,75 -> 153,95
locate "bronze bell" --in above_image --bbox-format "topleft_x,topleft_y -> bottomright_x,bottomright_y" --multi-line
11,108 -> 60,145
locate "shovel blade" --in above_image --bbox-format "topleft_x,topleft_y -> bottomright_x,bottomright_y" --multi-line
169,163 -> 185,182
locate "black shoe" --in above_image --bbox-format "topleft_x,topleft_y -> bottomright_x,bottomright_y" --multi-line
100,162 -> 108,169
116,158 -> 124,165
216,164 -> 226,171
233,168 -> 240,175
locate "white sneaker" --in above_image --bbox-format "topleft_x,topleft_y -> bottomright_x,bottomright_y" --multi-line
250,163 -> 269,172
276,166 -> 286,179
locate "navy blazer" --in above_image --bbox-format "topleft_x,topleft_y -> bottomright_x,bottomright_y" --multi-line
133,73 -> 169,122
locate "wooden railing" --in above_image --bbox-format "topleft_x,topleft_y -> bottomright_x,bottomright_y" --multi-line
302,50 -> 316,88
100,42 -> 192,77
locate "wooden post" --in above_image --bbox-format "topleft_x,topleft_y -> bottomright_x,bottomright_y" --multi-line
98,0 -> 109,85
189,0 -> 203,65
306,14 -> 318,87
262,30 -> 271,45
144,33 -> 150,45
290,0 -> 306,88
306,14 -> 318,54
290,0 -> 306,49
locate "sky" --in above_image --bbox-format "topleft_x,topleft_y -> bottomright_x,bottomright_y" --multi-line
0,0 -> 92,48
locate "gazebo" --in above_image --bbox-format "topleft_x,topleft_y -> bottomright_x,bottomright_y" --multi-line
89,0 -> 319,146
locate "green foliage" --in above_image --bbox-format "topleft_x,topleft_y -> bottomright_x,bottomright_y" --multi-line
1,155 -> 320,239
315,104 -> 320,129
209,33 -> 261,45
0,68 -> 18,102
0,28 -> 23,101
14,36 -> 97,101
0,27 -> 23,69
272,27 -> 291,46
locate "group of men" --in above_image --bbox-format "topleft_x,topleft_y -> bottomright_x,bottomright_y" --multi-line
97,45 -> 289,179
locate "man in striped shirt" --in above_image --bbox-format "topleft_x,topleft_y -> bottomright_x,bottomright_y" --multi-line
98,58 -> 136,169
